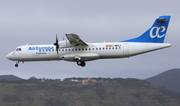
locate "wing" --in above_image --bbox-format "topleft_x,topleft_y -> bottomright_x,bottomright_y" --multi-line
65,33 -> 88,46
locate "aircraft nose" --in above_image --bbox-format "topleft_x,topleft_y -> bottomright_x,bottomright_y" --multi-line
6,52 -> 14,60
6,53 -> 11,59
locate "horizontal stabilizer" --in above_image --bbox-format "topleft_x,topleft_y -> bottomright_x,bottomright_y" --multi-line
157,18 -> 168,22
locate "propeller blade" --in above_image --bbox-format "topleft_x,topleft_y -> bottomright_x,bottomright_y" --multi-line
53,34 -> 59,55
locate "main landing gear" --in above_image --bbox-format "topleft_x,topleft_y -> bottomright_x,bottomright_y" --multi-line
76,60 -> 86,67
74,57 -> 86,67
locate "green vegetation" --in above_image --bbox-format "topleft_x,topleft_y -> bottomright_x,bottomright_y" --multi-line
0,78 -> 179,106
146,68 -> 180,93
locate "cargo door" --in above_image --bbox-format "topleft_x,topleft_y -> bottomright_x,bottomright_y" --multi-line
123,43 -> 129,55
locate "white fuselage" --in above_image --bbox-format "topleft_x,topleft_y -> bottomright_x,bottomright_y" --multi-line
6,42 -> 171,62
6,15 -> 172,67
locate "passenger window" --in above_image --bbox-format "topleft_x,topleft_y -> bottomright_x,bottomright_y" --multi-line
89,48 -> 91,50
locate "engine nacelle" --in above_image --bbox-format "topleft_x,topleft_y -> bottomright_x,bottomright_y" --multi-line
60,53 -> 99,62
60,54 -> 79,61
58,40 -> 72,48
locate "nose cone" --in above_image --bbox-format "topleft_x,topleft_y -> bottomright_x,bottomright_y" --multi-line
6,53 -> 10,59
6,52 -> 14,60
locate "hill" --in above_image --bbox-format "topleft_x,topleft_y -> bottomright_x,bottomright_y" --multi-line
0,78 -> 180,106
146,68 -> 180,93
0,75 -> 22,80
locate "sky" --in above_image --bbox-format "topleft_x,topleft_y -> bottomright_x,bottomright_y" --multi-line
1,0 -> 180,80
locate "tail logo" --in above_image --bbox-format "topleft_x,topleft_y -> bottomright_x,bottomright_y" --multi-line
150,26 -> 166,38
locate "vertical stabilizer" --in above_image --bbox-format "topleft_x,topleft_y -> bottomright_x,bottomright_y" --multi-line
121,15 -> 171,43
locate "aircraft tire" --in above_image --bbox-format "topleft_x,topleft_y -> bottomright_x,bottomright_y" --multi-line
77,61 -> 86,67
81,61 -> 86,67
15,64 -> 18,67
77,61 -> 82,66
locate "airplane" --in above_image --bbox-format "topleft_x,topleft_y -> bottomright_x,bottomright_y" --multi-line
6,15 -> 171,67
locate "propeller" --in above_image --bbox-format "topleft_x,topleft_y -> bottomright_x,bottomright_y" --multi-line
53,34 -> 59,55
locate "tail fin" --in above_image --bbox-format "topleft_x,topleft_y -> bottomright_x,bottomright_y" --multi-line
121,15 -> 171,43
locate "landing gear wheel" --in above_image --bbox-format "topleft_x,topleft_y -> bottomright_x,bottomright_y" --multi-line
81,61 -> 86,67
15,64 -> 18,67
76,61 -> 86,67
77,61 -> 82,66
15,61 -> 19,67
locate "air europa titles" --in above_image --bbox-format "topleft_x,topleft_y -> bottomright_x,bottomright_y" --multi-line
28,46 -> 54,50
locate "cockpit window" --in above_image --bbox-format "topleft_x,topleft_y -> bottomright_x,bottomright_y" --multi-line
15,48 -> 22,51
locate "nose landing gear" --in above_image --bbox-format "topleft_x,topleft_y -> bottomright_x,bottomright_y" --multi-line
15,64 -> 18,67
14,61 -> 24,67
15,62 -> 19,67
